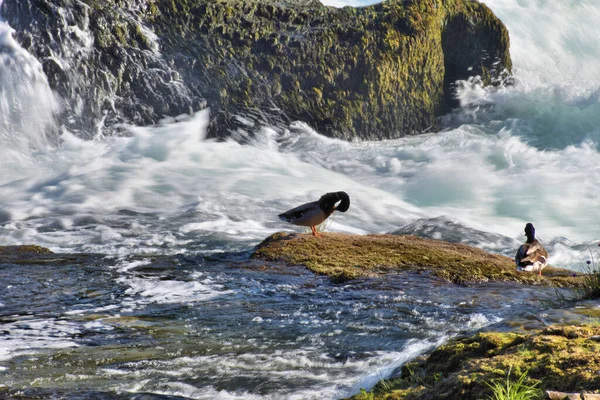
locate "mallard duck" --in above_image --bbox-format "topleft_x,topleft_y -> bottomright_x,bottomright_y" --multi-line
278,191 -> 350,236
515,223 -> 548,276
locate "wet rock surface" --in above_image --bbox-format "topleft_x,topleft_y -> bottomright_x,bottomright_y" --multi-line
1,0 -> 511,140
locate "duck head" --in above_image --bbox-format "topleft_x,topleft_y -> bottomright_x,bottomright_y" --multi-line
319,191 -> 350,213
525,223 -> 535,243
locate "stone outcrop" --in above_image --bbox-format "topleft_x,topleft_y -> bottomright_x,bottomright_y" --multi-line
252,232 -> 577,285
1,0 -> 511,139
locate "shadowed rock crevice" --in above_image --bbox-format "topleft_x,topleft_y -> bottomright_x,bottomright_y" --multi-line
441,2 -> 512,111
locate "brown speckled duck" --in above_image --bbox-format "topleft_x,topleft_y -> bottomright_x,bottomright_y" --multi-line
278,191 -> 350,236
515,223 -> 549,276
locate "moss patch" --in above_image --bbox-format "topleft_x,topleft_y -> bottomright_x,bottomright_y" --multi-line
252,232 -> 580,286
0,245 -> 53,255
148,0 -> 511,139
4,0 -> 511,140
349,324 -> 600,400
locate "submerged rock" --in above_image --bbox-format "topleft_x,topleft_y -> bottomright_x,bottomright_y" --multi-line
1,0 -> 511,140
0,245 -> 104,266
252,232 -> 579,285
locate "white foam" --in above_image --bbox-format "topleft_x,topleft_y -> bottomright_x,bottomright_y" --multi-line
0,318 -> 80,363
0,17 -> 61,176
466,313 -> 501,329
119,380 -> 265,400
110,259 -> 152,272
344,336 -> 449,397
112,262 -> 233,311
0,1 -> 599,268
63,304 -> 121,316
0,108 -> 422,254
105,337 -> 449,400
487,0 -> 600,86
180,218 -> 271,238
119,277 -> 233,306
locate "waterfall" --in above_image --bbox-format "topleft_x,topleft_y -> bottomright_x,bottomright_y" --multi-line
0,1 -> 60,153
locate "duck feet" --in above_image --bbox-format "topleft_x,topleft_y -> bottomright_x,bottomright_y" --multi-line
310,226 -> 322,237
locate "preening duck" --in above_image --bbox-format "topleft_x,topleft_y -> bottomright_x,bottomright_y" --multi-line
515,223 -> 548,276
278,191 -> 350,236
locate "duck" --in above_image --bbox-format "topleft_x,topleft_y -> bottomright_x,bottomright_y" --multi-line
278,191 -> 350,236
515,223 -> 548,276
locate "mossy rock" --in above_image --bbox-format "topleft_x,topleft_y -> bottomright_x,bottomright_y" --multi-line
252,232 -> 580,286
148,0 -> 511,139
2,0 -> 511,140
349,324 -> 600,400
0,245 -> 107,266
0,245 -> 53,255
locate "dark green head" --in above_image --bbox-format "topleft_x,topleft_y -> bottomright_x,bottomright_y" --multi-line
525,223 -> 535,243
319,191 -> 350,213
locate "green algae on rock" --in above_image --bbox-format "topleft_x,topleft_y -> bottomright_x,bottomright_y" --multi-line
149,0 -> 512,140
0,245 -> 56,264
348,324 -> 600,400
0,245 -> 106,266
252,232 -> 580,285
2,0 -> 511,140
0,245 -> 53,255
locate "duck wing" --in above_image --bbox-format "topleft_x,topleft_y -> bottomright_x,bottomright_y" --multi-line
515,243 -> 529,267
278,200 -> 325,226
525,242 -> 542,255
522,240 -> 548,263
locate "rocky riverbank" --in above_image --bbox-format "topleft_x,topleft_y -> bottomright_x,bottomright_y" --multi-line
347,324 -> 600,400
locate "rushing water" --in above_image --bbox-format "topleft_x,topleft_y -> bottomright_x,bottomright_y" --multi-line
0,254 -> 576,399
1,0 -> 600,398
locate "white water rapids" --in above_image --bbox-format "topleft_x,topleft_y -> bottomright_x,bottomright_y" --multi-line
1,1 -> 600,399
1,0 -> 600,268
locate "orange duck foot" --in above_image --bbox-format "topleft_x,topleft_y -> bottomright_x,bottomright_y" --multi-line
310,226 -> 322,237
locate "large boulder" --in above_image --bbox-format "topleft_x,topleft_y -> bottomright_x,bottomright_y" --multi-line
1,0 -> 511,140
